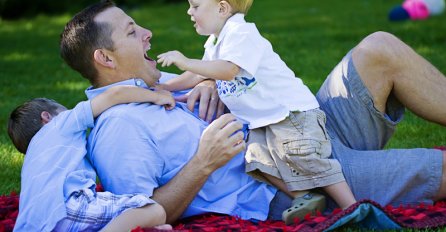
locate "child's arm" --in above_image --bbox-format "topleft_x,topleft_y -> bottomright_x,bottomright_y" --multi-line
101,202 -> 172,231
157,71 -> 204,92
91,85 -> 175,117
157,50 -> 240,81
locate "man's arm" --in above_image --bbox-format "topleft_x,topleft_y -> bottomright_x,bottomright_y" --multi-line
91,85 -> 175,117
151,114 -> 245,223
157,50 -> 240,81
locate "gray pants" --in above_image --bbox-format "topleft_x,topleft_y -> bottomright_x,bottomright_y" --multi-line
316,51 -> 442,207
267,51 -> 442,220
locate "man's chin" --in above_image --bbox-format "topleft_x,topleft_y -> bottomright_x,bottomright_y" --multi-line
154,70 -> 162,81
142,72 -> 162,87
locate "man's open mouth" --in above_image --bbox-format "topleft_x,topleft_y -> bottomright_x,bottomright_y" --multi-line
144,51 -> 157,68
144,52 -> 154,61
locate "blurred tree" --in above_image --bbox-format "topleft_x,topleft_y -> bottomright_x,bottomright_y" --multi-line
0,0 -> 182,20
0,0 -> 94,19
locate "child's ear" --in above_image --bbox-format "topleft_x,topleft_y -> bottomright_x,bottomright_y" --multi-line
218,1 -> 233,17
93,49 -> 116,69
40,111 -> 53,125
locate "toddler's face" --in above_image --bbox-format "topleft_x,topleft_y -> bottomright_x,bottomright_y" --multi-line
187,0 -> 227,36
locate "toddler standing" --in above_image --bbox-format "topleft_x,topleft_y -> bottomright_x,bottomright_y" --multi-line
157,0 -> 356,224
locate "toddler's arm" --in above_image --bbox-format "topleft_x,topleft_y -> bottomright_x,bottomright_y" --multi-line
157,50 -> 240,81
101,202 -> 172,231
157,71 -> 204,92
91,85 -> 175,117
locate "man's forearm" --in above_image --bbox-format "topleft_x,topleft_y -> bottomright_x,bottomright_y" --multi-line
151,114 -> 245,223
151,156 -> 211,223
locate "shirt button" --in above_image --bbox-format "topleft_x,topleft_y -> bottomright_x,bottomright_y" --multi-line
136,80 -> 142,86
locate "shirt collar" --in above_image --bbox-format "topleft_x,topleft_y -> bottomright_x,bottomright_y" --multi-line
85,78 -> 148,100
204,13 -> 246,49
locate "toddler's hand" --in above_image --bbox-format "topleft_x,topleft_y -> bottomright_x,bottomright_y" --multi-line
157,51 -> 188,70
154,89 -> 176,110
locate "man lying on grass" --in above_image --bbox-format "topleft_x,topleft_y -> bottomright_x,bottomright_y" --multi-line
58,0 -> 446,226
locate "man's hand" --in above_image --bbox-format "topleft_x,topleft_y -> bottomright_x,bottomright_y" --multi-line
175,79 -> 225,122
152,114 -> 245,223
157,50 -> 189,70
195,114 -> 246,174
153,89 -> 176,110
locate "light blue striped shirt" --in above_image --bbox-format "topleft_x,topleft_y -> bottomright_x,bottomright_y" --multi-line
14,101 -> 96,232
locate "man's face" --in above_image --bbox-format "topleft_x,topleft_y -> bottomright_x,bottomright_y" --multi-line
95,7 -> 161,86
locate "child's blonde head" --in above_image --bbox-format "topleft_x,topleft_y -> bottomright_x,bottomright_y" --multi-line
220,0 -> 253,15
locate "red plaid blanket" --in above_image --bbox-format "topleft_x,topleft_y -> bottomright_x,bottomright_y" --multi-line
3,146 -> 446,232
158,200 -> 446,231
3,194 -> 446,232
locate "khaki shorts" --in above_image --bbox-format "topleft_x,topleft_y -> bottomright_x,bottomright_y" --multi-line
245,108 -> 345,191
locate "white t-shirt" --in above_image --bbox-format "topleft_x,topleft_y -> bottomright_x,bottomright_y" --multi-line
203,13 -> 319,129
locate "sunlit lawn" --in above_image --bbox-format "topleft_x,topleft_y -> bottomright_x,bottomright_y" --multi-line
0,1 -> 445,227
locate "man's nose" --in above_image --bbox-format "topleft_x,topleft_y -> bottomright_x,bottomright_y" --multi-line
143,29 -> 152,42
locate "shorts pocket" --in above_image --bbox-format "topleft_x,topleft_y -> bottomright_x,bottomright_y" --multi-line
283,139 -> 322,157
283,139 -> 331,175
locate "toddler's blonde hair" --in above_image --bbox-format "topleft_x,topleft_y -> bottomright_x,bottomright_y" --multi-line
220,0 -> 253,14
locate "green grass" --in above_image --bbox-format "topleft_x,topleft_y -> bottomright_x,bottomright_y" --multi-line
0,0 -> 445,213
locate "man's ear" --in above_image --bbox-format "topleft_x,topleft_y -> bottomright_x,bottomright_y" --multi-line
40,111 -> 53,125
93,49 -> 116,69
218,1 -> 233,17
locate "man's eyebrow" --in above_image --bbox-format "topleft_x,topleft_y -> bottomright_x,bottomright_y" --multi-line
124,21 -> 135,31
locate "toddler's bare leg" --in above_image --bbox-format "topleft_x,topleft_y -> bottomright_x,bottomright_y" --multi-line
264,172 -> 355,209
263,173 -> 310,198
323,181 -> 356,209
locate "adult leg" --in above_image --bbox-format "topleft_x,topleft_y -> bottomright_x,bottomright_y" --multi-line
434,151 -> 446,201
352,31 -> 446,125
316,32 -> 446,205
348,31 -> 446,202
333,141 -> 443,206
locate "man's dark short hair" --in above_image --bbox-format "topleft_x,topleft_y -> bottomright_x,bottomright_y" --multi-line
60,0 -> 116,85
8,98 -> 63,154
